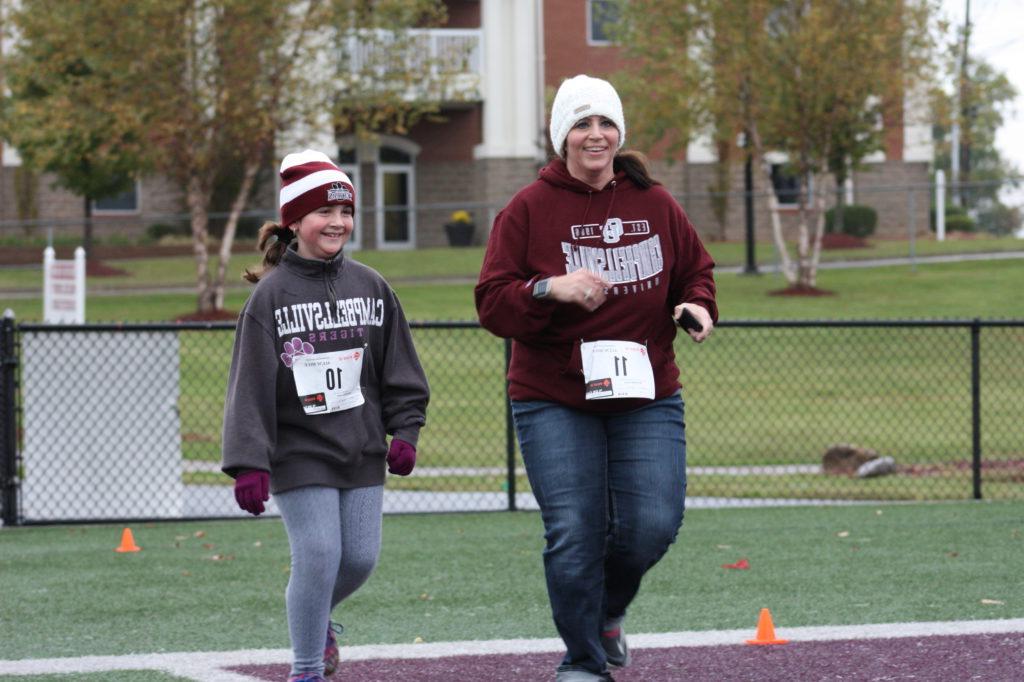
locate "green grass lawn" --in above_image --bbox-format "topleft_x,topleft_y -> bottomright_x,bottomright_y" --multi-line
6,256 -> 1023,504
2,235 -> 1022,292
3,254 -> 1023,322
1,501 -> 1021,662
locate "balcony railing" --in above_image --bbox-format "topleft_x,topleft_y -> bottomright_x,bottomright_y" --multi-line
341,28 -> 482,102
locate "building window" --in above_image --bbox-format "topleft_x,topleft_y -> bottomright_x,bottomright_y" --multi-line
338,135 -> 418,249
381,168 -> 411,244
587,0 -> 620,45
374,137 -> 418,250
770,164 -> 803,207
93,181 -> 140,213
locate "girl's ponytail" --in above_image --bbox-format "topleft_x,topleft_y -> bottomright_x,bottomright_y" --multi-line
243,221 -> 294,283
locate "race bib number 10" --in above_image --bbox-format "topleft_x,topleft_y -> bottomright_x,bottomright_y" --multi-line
581,340 -> 655,400
291,348 -> 365,415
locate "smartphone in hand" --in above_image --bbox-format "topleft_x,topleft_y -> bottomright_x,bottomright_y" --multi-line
678,307 -> 704,333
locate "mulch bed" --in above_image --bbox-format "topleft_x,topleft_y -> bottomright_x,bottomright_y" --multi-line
768,284 -> 835,297
821,233 -> 870,249
175,309 -> 240,322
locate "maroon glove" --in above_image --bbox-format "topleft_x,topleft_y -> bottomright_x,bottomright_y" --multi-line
387,438 -> 416,476
234,470 -> 269,516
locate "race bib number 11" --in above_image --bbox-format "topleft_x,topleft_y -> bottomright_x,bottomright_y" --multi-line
581,340 -> 655,400
292,348 -> 365,415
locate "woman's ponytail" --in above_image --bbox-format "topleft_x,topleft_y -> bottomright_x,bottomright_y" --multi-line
614,150 -> 660,189
243,221 -> 294,283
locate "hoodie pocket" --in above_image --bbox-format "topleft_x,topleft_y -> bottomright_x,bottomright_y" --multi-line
560,340 -> 584,378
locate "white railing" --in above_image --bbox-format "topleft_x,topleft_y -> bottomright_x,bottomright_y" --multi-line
342,29 -> 482,101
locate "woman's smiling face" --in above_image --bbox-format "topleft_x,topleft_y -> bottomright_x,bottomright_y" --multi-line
564,115 -> 619,186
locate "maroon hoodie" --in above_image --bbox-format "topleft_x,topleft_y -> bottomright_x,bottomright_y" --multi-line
475,158 -> 718,413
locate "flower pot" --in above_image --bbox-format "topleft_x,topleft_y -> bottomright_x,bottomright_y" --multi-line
445,222 -> 475,247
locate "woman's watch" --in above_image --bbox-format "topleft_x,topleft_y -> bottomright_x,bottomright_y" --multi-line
532,277 -> 553,299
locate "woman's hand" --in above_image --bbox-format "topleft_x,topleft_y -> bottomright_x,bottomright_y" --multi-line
674,303 -> 714,343
550,270 -> 609,312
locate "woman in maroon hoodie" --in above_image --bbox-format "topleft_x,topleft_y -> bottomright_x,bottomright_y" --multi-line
475,75 -> 717,682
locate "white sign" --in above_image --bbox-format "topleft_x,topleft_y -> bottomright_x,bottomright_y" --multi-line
43,246 -> 85,323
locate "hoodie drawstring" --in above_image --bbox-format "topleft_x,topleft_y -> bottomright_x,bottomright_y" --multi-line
581,190 -> 594,228
579,180 -> 617,232
600,180 -> 618,228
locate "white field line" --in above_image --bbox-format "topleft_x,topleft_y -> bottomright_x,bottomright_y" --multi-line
2,618 -> 1023,680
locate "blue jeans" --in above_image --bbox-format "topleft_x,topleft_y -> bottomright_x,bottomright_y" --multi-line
512,393 -> 687,675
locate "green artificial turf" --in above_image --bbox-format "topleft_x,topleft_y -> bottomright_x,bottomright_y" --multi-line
1,501 -> 1021,663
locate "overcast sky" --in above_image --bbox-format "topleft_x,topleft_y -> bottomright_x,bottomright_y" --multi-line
941,0 -> 1023,205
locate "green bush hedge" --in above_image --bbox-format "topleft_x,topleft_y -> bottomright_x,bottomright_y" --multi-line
824,204 -> 877,238
944,214 -> 977,232
145,222 -> 190,241
929,204 -> 977,233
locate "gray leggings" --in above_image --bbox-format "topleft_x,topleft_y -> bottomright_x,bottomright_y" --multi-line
275,484 -> 383,676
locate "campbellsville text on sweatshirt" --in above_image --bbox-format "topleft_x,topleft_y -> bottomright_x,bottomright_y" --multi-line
221,245 -> 429,493
475,158 -> 717,412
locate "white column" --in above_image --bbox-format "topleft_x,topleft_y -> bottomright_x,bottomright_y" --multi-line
475,0 -> 541,159
73,247 -> 86,322
935,169 -> 946,241
43,247 -> 54,322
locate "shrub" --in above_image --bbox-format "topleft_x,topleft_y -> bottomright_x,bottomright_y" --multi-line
944,214 -> 977,233
824,204 -> 877,238
145,222 -> 189,242
929,204 -> 977,233
976,203 -> 1020,235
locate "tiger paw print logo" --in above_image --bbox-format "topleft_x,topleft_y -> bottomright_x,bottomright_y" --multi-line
280,337 -> 315,368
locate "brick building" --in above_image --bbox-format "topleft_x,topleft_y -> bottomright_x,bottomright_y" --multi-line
1,0 -> 933,247
291,0 -> 934,248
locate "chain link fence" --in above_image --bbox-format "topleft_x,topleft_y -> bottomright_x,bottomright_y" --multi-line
1,317 -> 1022,525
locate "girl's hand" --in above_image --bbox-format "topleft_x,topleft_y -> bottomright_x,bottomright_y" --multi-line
234,470 -> 269,515
387,438 -> 417,476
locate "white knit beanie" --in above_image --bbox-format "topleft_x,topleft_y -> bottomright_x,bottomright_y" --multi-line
278,149 -> 355,226
549,74 -> 626,159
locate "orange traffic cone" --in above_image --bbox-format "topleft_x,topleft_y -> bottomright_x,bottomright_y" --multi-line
115,527 -> 141,553
745,608 -> 788,645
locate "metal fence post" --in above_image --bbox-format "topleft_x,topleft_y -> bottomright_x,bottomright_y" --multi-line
1,310 -> 19,526
970,319 -> 982,500
504,338 -> 516,511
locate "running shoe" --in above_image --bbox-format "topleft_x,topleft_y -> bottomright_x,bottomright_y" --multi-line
324,621 -> 344,677
600,624 -> 631,668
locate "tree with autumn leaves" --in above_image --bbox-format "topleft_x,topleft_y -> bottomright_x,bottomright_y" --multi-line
614,0 -> 938,290
2,0 -> 464,315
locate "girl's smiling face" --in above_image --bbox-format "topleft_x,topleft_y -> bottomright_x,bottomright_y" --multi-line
291,204 -> 354,260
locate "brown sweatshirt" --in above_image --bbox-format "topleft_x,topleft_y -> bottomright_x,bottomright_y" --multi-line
221,245 -> 429,493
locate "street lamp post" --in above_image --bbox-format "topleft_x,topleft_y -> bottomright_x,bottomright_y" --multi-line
742,131 -> 759,275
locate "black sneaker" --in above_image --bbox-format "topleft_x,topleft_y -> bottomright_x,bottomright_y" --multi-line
554,669 -> 616,681
600,625 -> 631,668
